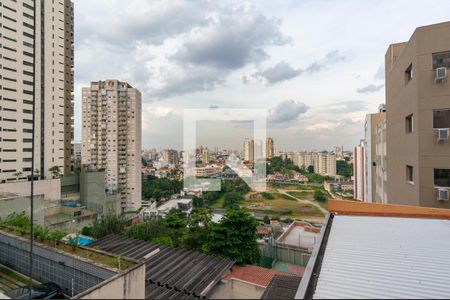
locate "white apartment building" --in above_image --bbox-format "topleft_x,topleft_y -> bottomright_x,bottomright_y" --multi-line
0,0 -> 74,183
375,119 -> 388,204
81,80 -> 142,211
353,141 -> 366,201
243,138 -> 254,162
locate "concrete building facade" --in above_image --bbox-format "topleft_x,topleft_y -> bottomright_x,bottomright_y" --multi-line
81,80 -> 142,211
386,22 -> 450,208
0,0 -> 74,182
353,141 -> 365,201
243,138 -> 254,162
267,137 -> 274,159
375,118 -> 388,203
363,106 -> 386,203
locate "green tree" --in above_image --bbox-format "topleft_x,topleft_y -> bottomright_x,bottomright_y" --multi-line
151,236 -> 173,247
49,166 -> 61,179
192,197 -> 204,208
223,192 -> 243,210
263,215 -> 270,224
164,209 -> 187,230
183,209 -> 213,251
91,214 -> 126,238
314,190 -> 327,202
307,165 -> 315,173
206,209 -> 260,265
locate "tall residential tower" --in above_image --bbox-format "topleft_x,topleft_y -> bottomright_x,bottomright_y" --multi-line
0,0 -> 74,182
81,80 -> 142,211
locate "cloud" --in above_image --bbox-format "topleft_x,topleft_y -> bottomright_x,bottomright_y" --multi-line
269,100 -> 309,123
374,64 -> 385,80
327,101 -> 368,113
356,83 -> 384,94
173,5 -> 290,69
254,50 -> 346,85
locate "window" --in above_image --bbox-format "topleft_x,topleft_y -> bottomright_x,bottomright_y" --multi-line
406,114 -> 414,133
435,169 -> 450,187
433,109 -> 450,129
406,165 -> 414,184
433,51 -> 450,69
405,64 -> 413,83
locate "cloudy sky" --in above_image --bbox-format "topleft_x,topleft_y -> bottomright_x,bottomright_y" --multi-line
74,0 -> 450,151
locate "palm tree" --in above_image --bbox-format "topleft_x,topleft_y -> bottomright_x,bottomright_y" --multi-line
49,166 -> 61,179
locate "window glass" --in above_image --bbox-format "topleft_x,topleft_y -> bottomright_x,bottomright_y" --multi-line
435,169 -> 450,187
433,109 -> 450,128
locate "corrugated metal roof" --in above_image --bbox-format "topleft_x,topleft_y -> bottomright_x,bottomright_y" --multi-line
261,275 -> 302,299
90,234 -> 234,299
314,215 -> 450,299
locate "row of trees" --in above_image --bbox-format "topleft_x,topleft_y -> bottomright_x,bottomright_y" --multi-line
85,208 -> 260,265
142,175 -> 183,201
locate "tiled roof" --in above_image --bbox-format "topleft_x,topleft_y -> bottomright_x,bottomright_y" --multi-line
261,275 -> 302,299
224,265 -> 291,287
89,234 -> 234,299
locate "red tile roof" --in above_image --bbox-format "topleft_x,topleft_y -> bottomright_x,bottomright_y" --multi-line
224,265 -> 292,287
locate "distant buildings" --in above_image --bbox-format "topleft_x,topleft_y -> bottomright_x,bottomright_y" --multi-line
162,149 -> 179,165
386,22 -> 450,208
267,138 -> 275,159
0,0 -> 74,182
202,148 -> 210,164
243,138 -> 255,162
81,80 -> 142,211
295,152 -> 336,176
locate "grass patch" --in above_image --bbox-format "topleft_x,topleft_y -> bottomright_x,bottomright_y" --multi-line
0,266 -> 32,286
261,192 -> 275,200
287,191 -> 310,199
210,195 -> 225,209
272,193 -> 297,201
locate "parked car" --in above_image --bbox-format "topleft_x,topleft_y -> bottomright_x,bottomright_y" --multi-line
6,283 -> 64,299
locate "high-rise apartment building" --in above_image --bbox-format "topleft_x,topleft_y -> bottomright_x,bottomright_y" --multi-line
202,148 -> 210,164
0,0 -> 74,182
162,149 -> 178,165
266,137 -> 274,159
81,80 -> 142,211
363,105 -> 386,203
243,138 -> 254,162
295,152 -> 336,176
386,22 -> 450,208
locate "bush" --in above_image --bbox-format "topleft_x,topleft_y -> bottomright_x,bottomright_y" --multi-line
91,214 -> 127,238
261,192 -> 275,200
314,190 -> 327,202
81,226 -> 93,237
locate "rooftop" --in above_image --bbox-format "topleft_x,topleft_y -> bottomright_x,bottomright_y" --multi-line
89,234 -> 234,299
224,264 -> 292,288
261,275 -> 302,299
297,200 -> 450,299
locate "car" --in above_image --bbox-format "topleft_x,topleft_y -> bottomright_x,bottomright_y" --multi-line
6,283 -> 65,299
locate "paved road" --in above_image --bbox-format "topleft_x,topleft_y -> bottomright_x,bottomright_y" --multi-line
277,189 -> 329,215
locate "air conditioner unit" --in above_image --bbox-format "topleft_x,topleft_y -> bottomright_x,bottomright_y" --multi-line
435,67 -> 447,82
437,188 -> 449,202
437,128 -> 449,142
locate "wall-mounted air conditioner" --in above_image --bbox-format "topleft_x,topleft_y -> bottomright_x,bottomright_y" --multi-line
437,188 -> 449,202
435,67 -> 447,82
437,128 -> 449,142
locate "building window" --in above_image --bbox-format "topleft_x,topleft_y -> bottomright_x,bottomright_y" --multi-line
405,114 -> 414,133
433,51 -> 450,69
435,169 -> 450,187
433,109 -> 450,129
406,165 -> 414,184
405,64 -> 413,83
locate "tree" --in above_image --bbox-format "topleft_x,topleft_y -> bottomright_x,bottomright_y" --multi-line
183,209 -> 213,251
314,190 -> 327,202
223,192 -> 243,210
164,209 -> 187,230
192,197 -> 204,208
307,165 -> 315,173
91,214 -> 126,238
206,209 -> 260,265
263,215 -> 270,224
13,172 -> 23,181
49,166 -> 61,179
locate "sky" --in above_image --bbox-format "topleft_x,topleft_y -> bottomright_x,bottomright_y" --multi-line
74,0 -> 450,151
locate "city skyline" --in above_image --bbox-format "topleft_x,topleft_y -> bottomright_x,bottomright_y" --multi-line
73,0 -> 450,150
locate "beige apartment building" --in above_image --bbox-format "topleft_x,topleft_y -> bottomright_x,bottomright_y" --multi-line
364,106 -> 386,203
296,152 -> 336,176
243,138 -> 254,162
0,0 -> 74,183
386,22 -> 450,208
266,137 -> 274,159
82,80 -> 142,211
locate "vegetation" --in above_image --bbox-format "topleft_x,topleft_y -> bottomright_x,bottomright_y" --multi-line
314,190 -> 327,202
337,160 -> 353,178
206,209 -> 260,265
89,214 -> 127,238
49,166 -> 62,179
195,178 -> 250,209
263,215 -> 270,224
142,175 -> 183,201
261,192 -> 275,200
223,192 -> 244,210
267,157 -> 301,175
307,165 -> 315,173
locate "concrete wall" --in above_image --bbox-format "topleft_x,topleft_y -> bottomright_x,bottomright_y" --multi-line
211,280 -> 265,299
0,195 -> 45,226
77,263 -> 146,300
0,179 -> 61,201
